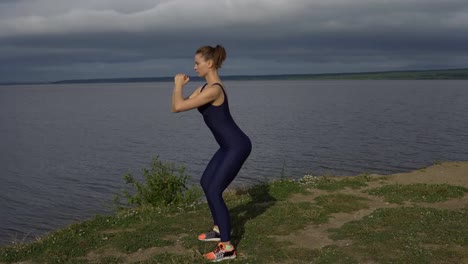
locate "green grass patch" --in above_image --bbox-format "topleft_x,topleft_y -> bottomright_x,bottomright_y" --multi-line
245,201 -> 323,235
147,252 -> 205,264
329,207 -> 468,263
314,194 -> 370,214
0,214 -> 121,263
233,180 -> 307,202
267,180 -> 309,200
95,256 -> 124,264
297,246 -> 359,264
237,243 -> 358,264
0,205 -> 209,263
367,183 -> 468,204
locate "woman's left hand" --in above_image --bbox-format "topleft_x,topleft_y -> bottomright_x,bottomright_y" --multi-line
174,73 -> 190,87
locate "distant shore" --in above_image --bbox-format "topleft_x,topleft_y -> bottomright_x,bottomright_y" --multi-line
1,68 -> 467,86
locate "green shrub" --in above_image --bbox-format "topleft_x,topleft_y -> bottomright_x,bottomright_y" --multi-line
116,156 -> 202,208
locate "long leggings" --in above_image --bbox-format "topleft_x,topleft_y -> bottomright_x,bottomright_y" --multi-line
200,145 -> 251,242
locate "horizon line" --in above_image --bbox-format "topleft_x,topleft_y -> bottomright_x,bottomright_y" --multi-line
1,67 -> 467,86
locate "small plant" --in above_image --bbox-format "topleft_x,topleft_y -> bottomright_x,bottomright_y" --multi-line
356,173 -> 372,182
299,175 -> 324,186
115,156 -> 202,209
299,175 -> 367,191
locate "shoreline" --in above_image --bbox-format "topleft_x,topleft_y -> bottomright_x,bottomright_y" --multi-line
1,161 -> 467,263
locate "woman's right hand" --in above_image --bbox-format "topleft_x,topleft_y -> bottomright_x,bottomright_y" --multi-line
174,73 -> 190,87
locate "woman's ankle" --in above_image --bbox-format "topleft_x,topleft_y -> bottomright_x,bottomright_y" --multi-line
221,241 -> 233,248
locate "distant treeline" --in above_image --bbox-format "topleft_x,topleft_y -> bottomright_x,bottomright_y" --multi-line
2,69 -> 467,85
296,68 -> 468,80
50,68 -> 468,84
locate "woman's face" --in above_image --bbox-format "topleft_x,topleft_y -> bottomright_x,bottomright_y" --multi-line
194,53 -> 212,77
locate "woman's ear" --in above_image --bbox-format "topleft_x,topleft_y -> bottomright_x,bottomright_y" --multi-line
207,59 -> 214,69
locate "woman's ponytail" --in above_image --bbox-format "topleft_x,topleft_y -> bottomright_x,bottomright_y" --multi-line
213,45 -> 226,69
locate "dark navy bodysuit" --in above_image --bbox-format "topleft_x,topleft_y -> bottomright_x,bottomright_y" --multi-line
197,83 -> 252,242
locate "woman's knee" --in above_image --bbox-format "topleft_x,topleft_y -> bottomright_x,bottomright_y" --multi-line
204,187 -> 223,200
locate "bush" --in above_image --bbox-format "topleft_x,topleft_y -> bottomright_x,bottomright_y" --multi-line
116,156 -> 202,208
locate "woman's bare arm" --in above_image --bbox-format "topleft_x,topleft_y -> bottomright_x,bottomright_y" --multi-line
187,86 -> 202,99
172,84 -> 221,113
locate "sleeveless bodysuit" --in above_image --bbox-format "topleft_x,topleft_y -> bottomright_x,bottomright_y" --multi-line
197,83 -> 252,242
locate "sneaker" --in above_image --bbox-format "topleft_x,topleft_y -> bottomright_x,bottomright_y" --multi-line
204,242 -> 236,262
198,226 -> 221,242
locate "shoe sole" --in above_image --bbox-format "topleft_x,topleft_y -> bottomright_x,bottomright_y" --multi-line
198,237 -> 221,242
211,255 -> 236,262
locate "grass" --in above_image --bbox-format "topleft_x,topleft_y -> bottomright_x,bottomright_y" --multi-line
314,194 -> 370,214
1,173 -> 467,263
367,183 -> 468,204
329,207 -> 468,263
299,173 -> 376,191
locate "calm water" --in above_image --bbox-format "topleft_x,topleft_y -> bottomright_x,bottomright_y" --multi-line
1,80 -> 468,245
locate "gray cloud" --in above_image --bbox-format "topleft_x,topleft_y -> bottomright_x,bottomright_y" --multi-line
0,0 -> 467,82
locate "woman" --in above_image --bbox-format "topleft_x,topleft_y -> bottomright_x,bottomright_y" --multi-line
171,44 -> 252,262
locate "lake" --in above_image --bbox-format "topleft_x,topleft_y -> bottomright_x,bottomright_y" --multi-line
1,80 -> 467,245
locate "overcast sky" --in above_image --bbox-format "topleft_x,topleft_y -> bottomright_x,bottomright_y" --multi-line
0,0 -> 467,82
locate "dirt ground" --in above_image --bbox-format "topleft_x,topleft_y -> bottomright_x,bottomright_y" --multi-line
281,161 -> 468,250
387,161 -> 468,187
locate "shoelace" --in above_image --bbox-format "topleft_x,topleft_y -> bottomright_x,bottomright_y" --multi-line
213,244 -> 226,258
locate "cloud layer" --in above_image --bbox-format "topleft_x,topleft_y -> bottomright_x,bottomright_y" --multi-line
1,0 -> 467,82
